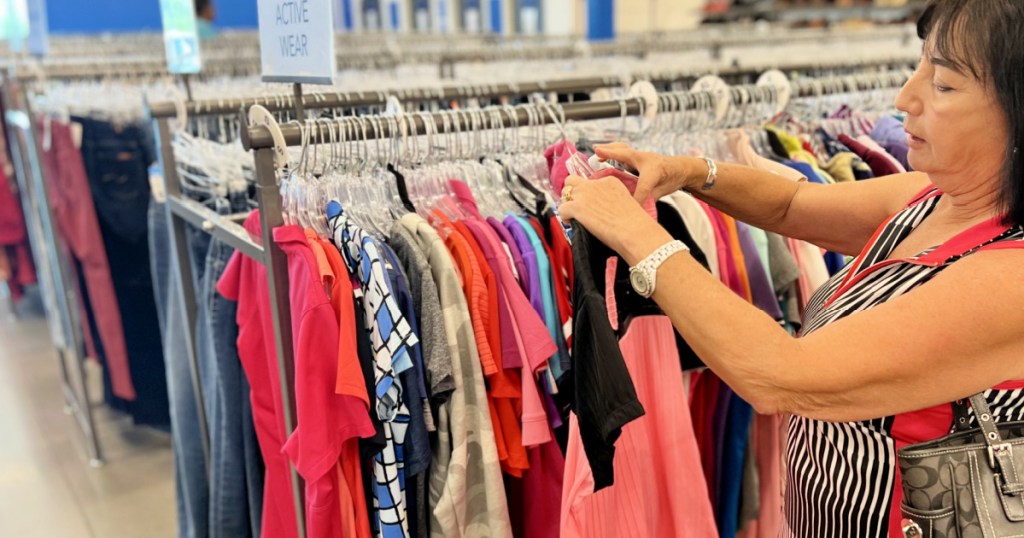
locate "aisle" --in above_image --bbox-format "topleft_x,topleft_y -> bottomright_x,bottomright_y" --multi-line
0,300 -> 176,538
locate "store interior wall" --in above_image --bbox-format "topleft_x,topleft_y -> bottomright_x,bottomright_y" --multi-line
45,0 -> 259,33
41,0 -> 700,36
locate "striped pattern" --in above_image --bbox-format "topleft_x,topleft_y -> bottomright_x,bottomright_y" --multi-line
784,189 -> 1024,537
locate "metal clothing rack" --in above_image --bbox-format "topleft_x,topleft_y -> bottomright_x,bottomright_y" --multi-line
146,67 -> 904,538
235,70 -> 914,148
0,71 -> 104,466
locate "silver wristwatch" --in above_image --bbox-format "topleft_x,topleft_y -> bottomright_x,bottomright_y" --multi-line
628,240 -> 689,298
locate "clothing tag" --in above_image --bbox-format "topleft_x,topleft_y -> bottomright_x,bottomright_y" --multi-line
149,163 -> 167,204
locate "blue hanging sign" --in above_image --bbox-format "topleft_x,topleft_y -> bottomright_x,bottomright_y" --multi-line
159,0 -> 203,74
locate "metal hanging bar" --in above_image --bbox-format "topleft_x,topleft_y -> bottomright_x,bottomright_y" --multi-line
145,53 -> 919,122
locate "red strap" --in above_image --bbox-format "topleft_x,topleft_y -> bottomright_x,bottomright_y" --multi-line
905,185 -> 941,208
977,239 -> 1024,252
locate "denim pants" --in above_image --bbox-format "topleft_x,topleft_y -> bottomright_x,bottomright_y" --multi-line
151,191 -> 264,538
193,197 -> 265,538
149,199 -> 209,538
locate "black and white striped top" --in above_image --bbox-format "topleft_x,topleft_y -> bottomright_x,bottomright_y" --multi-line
783,187 -> 1024,538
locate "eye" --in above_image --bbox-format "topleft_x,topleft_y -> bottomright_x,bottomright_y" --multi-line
933,82 -> 953,93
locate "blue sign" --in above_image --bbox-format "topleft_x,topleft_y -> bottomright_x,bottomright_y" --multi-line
159,0 -> 203,74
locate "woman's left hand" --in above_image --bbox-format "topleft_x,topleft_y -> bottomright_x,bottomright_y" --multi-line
559,175 -> 674,265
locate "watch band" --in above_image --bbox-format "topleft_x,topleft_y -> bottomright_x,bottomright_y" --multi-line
629,240 -> 690,298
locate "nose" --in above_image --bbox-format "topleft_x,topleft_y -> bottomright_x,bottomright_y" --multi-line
894,65 -> 926,117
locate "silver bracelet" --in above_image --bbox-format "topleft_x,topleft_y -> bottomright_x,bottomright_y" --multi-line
700,156 -> 718,191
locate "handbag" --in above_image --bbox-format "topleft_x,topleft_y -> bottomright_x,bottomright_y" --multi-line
897,394 -> 1024,537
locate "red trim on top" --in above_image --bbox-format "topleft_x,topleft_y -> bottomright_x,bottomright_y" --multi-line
823,187 -> 941,309
906,185 -> 942,208
914,215 -> 1014,264
977,239 -> 1024,252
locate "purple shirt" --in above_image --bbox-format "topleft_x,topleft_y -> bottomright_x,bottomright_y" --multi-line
735,221 -> 785,320
488,217 -> 529,294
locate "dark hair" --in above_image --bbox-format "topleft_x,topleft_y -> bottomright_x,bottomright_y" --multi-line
195,0 -> 211,15
917,0 -> 1024,226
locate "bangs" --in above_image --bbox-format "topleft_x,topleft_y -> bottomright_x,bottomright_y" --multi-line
917,0 -> 990,82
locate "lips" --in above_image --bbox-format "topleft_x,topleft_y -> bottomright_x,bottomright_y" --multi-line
905,130 -> 926,146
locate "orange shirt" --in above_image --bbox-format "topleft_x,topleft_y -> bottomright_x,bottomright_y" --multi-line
720,216 -> 754,302
433,213 -> 530,477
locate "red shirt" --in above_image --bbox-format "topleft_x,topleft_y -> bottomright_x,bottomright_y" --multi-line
275,226 -> 375,538
217,211 -> 299,538
311,232 -> 375,538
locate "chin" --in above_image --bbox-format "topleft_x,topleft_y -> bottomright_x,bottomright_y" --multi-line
906,150 -> 929,174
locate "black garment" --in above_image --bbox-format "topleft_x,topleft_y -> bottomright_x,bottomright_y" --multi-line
75,116 -> 168,427
354,294 -> 385,536
570,203 -> 712,489
655,201 -> 710,371
76,117 -> 155,244
570,223 -> 645,491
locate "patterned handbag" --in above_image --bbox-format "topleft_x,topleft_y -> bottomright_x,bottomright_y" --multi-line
897,394 -> 1024,537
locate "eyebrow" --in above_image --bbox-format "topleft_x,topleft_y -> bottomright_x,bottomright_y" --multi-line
929,56 -> 967,76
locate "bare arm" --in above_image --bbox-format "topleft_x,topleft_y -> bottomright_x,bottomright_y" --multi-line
559,175 -> 1024,422
595,143 -> 932,257
621,222 -> 1024,422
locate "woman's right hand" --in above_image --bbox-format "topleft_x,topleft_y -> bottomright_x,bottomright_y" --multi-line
594,142 -> 698,203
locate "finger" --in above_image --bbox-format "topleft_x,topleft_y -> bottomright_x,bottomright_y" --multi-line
594,143 -> 633,164
563,175 -> 585,188
633,179 -> 655,203
557,200 -> 577,222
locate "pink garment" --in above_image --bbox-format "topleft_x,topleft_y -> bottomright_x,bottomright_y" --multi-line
40,119 -> 135,400
461,218 -> 556,446
545,140 -> 580,196
785,237 -> 830,311
701,205 -> 743,294
560,316 -> 717,538
274,226 -> 376,538
218,212 -> 300,538
856,135 -> 906,174
743,413 -> 785,538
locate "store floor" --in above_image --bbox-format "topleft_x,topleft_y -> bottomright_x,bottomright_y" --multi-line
0,302 -> 176,537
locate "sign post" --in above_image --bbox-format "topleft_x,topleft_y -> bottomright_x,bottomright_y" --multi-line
159,0 -> 203,74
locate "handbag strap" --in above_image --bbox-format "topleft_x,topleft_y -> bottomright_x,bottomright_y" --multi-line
953,394 -> 1024,496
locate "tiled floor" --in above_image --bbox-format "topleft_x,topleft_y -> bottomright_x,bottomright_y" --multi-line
0,307 -> 176,537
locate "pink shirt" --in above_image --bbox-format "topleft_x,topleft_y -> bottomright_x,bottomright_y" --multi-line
274,226 -> 375,538
560,316 -> 717,538
462,218 -> 556,446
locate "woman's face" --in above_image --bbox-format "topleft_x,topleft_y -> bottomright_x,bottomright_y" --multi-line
894,41 -> 1008,189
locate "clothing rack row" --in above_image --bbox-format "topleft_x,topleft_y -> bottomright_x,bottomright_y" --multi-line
0,70 -> 104,466
145,53 -> 918,121
149,65 -> 909,538
11,24 -> 918,82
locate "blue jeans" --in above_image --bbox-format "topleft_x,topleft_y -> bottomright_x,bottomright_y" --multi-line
152,189 -> 264,538
149,199 -> 209,538
194,198 -> 264,538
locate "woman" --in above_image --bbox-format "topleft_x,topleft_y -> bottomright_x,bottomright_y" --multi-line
558,1 -> 1024,536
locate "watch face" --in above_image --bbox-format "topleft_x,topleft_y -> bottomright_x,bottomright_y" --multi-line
630,270 -> 652,297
